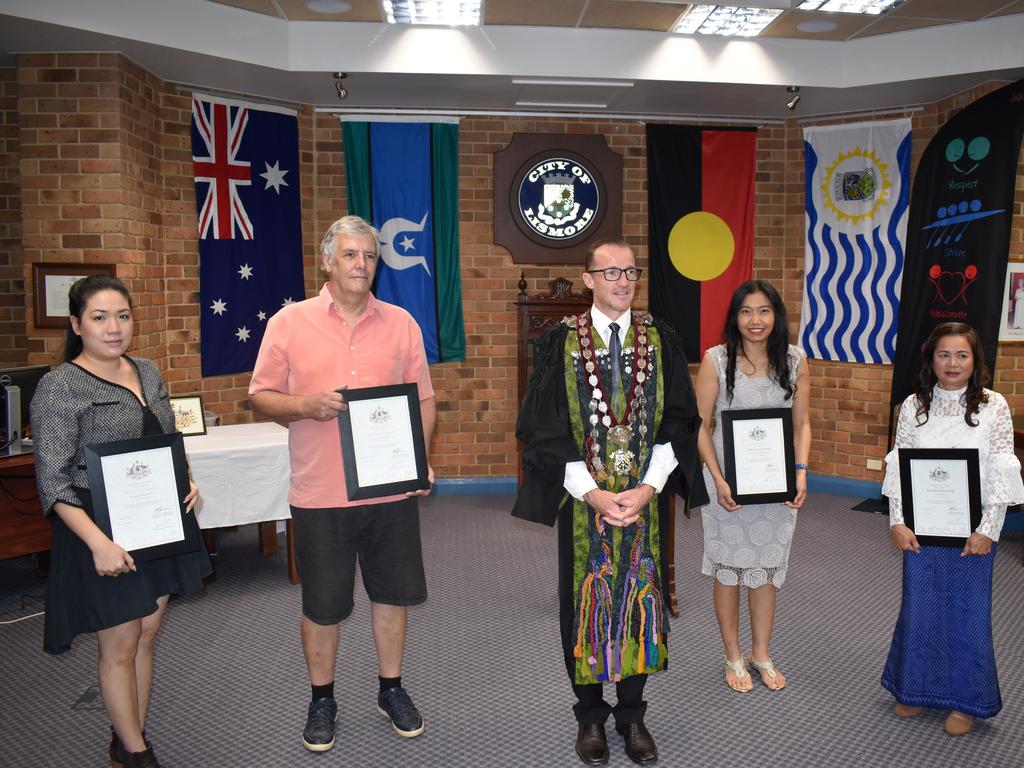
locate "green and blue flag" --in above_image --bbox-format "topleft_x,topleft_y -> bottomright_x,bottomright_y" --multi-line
343,121 -> 465,363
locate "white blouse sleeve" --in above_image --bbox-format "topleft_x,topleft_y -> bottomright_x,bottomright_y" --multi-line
977,393 -> 1024,541
882,395 -> 918,526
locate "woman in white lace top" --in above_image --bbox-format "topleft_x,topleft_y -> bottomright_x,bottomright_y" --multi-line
881,322 -> 1023,737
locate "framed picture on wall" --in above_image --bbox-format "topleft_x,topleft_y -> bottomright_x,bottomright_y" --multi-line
32,263 -> 117,329
998,260 -> 1024,343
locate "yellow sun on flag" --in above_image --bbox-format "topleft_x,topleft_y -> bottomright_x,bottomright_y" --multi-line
667,211 -> 735,281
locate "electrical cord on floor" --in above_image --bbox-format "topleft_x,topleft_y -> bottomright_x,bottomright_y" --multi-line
0,610 -> 44,625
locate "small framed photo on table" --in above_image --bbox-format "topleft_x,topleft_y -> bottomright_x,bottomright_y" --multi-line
170,396 -> 206,436
32,263 -> 116,329
721,408 -> 796,505
898,448 -> 982,547
85,432 -> 201,562
337,383 -> 430,501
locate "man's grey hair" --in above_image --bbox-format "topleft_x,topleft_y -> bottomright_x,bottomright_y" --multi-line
321,215 -> 381,264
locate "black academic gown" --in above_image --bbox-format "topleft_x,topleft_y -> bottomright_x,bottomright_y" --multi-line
511,316 -> 705,679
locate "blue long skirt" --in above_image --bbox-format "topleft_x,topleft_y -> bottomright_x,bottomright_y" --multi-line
881,544 -> 1001,718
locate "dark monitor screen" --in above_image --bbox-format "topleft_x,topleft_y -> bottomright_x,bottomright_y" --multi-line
0,364 -> 50,441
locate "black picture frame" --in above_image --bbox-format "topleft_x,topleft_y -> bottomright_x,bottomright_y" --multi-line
721,407 -> 796,505
898,448 -> 982,548
337,383 -> 430,501
85,432 -> 201,562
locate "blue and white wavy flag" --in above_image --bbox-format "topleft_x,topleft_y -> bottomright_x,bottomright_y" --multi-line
799,119 -> 911,364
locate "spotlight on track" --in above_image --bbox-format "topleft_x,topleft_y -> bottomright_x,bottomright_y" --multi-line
334,72 -> 348,100
786,86 -> 801,111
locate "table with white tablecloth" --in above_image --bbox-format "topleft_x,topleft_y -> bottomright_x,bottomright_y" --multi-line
185,421 -> 298,582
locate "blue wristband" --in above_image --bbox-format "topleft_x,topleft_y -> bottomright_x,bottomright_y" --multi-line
795,463 -> 809,471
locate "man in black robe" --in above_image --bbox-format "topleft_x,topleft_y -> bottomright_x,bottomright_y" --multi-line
513,240 -> 702,766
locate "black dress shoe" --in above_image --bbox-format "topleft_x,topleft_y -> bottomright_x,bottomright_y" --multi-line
617,722 -> 658,765
575,723 -> 610,765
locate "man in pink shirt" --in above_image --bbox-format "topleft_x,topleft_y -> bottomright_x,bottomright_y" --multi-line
249,215 -> 435,752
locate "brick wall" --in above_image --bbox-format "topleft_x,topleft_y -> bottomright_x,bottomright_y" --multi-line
16,53 -> 171,364
796,86 -> 1024,480
0,68 -> 22,366
3,55 -> 1022,485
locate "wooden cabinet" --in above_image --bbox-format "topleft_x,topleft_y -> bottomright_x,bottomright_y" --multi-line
515,273 -> 592,485
0,453 -> 52,560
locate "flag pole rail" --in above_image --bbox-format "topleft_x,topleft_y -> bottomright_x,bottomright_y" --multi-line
316,106 -> 782,126
172,83 -> 305,111
798,105 -> 924,125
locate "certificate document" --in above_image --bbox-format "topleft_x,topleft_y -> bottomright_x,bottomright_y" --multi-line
731,417 -> 788,496
721,408 -> 796,505
337,383 -> 430,500
899,448 -> 981,546
99,446 -> 184,552
85,432 -> 200,561
348,395 -> 419,487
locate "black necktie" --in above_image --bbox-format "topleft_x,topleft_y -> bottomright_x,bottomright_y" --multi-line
608,322 -> 621,410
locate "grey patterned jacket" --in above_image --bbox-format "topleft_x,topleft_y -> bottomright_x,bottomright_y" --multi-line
30,357 -> 175,515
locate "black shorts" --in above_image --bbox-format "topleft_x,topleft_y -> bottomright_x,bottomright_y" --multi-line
291,497 -> 427,625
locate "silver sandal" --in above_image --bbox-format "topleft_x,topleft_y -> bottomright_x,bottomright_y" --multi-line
747,654 -> 786,690
724,657 -> 751,692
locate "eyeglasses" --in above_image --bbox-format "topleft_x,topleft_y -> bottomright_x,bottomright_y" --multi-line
586,267 -> 643,282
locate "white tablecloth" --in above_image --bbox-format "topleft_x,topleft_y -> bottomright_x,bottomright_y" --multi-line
185,422 -> 291,529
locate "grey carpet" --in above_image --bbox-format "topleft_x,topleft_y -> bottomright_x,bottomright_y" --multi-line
1,493 -> 1023,767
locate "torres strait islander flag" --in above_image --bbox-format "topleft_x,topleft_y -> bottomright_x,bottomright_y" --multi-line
342,120 -> 466,363
647,125 -> 756,361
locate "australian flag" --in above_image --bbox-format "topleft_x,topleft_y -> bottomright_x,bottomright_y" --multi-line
191,93 -> 305,377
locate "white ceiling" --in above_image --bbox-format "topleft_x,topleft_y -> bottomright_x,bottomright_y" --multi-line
1,0 -> 1023,121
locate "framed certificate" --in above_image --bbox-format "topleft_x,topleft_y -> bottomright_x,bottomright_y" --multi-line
721,408 -> 796,505
337,383 -> 430,501
32,262 -> 116,329
169,395 -> 207,436
898,448 -> 982,547
84,432 -> 201,561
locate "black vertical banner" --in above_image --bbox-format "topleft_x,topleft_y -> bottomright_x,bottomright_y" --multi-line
889,80 -> 1024,423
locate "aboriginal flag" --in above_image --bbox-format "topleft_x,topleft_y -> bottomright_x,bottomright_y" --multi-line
647,125 -> 756,361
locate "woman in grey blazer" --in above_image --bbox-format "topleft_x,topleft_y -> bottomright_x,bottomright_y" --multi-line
31,275 -> 211,768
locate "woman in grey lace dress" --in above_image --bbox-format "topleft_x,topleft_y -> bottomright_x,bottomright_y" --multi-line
695,280 -> 811,692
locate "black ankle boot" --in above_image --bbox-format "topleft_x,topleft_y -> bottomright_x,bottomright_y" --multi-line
124,746 -> 160,768
109,728 -> 127,768
110,728 -> 150,768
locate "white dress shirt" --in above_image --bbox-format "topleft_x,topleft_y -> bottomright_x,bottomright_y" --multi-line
563,306 -> 679,500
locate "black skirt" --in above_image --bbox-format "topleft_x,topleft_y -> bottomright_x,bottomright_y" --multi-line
43,486 -> 212,654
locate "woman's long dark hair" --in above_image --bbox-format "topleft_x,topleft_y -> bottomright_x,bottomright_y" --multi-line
63,274 -> 132,362
724,280 -> 793,403
914,322 -> 989,427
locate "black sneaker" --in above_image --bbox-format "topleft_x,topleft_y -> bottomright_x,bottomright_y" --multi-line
302,697 -> 337,752
376,687 -> 425,738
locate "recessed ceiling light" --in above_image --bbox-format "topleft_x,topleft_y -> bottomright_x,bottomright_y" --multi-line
305,0 -> 352,13
673,5 -> 783,37
382,0 -> 482,26
797,19 -> 839,32
797,0 -> 903,13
